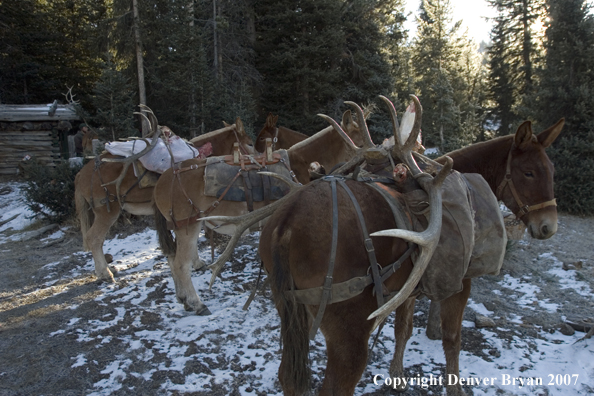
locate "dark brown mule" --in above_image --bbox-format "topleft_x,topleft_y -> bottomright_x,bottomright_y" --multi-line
151,109 -> 369,314
439,119 -> 564,239
254,97 -> 456,395
75,117 -> 254,282
422,118 -> 565,341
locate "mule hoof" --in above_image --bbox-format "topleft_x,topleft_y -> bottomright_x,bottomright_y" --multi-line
105,253 -> 114,264
196,306 -> 212,316
108,265 -> 118,275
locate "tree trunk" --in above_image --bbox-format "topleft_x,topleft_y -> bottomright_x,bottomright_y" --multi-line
189,0 -> 197,138
132,0 -> 149,136
213,0 -> 220,80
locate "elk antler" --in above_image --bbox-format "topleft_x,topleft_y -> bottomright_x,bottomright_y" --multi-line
200,187 -> 303,288
366,95 -> 452,327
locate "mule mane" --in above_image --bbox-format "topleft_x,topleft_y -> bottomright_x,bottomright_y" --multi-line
438,135 -> 514,188
193,126 -> 236,141
288,126 -> 335,151
278,126 -> 308,139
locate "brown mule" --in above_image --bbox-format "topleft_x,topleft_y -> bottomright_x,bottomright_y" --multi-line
75,116 -> 254,282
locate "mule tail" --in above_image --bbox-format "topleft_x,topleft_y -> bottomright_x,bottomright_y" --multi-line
153,203 -> 176,256
75,180 -> 93,251
269,228 -> 311,394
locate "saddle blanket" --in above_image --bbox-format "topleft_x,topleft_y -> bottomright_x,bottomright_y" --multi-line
204,150 -> 291,202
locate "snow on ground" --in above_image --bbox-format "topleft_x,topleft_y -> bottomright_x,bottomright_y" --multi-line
1,183 -> 593,395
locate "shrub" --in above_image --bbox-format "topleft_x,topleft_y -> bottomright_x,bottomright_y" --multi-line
21,159 -> 82,223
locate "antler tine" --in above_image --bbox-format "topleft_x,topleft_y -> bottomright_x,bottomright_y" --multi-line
378,95 -> 399,141
381,95 -> 423,176
367,156 -> 453,327
317,114 -> 358,151
344,101 -> 375,149
138,105 -> 159,138
201,188 -> 302,288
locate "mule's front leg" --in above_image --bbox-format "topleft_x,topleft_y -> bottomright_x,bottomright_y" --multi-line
389,296 -> 416,392
170,224 -> 211,315
86,206 -> 120,282
440,278 -> 471,396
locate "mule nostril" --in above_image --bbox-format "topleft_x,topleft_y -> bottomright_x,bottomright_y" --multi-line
541,224 -> 549,236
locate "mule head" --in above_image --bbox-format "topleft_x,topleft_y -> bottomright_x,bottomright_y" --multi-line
255,113 -> 278,153
501,118 -> 564,239
340,109 -> 365,148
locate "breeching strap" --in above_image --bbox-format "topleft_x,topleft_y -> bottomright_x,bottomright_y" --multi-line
496,146 -> 557,218
307,176 -> 387,339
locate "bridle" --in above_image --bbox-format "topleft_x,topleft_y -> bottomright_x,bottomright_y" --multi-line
495,145 -> 557,218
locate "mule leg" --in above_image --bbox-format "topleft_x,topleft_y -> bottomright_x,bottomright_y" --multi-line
426,300 -> 442,340
85,206 -> 120,282
441,278 -> 471,396
169,223 -> 211,315
389,296 -> 416,392
318,302 -> 375,396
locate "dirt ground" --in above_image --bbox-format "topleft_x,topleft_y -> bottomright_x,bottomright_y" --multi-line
0,178 -> 593,396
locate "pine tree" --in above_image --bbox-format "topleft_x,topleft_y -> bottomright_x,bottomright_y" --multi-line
533,0 -> 594,214
411,0 -> 482,152
486,0 -> 546,135
91,57 -> 137,141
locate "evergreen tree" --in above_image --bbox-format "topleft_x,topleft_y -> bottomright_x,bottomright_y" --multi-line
487,12 -> 517,136
254,0 -> 345,133
411,0 -> 482,152
533,0 -> 594,214
91,57 -> 137,141
486,0 -> 546,135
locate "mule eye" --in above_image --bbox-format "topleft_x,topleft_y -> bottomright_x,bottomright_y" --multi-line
524,172 -> 534,178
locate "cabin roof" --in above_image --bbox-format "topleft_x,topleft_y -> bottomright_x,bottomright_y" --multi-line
0,102 -> 81,122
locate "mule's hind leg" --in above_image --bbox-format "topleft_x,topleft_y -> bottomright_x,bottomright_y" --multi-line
170,223 -> 211,315
85,206 -> 120,282
389,296 -> 416,392
318,300 -> 375,396
440,278 -> 471,396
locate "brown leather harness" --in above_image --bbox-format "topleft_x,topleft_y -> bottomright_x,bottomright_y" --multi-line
496,145 -> 557,218
284,175 -> 418,339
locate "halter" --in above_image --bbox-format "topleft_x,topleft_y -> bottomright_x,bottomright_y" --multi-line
271,127 -> 279,151
495,145 -> 557,218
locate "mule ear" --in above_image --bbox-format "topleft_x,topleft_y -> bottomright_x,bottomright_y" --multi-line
341,109 -> 354,130
273,114 -> 279,125
514,121 -> 534,149
538,118 -> 564,148
235,117 -> 245,134
223,121 -> 231,127
266,113 -> 274,127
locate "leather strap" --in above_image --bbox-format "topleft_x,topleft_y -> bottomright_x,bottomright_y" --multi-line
308,177 -> 339,339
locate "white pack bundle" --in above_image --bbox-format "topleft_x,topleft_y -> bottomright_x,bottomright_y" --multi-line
105,136 -> 199,174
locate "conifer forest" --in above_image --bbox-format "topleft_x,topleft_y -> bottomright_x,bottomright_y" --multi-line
1,0 -> 593,214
